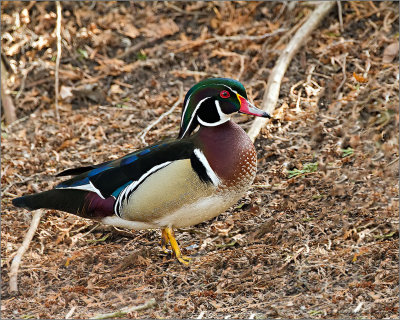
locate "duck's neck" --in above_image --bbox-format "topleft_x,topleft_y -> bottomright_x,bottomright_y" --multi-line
194,121 -> 255,181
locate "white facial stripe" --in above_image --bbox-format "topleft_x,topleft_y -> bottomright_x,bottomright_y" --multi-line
180,93 -> 193,129
197,116 -> 230,127
115,161 -> 172,215
214,100 -> 231,122
193,149 -> 220,186
62,181 -> 105,199
181,97 -> 210,138
180,83 -> 238,126
220,83 -> 239,96
180,82 -> 244,137
196,99 -> 231,127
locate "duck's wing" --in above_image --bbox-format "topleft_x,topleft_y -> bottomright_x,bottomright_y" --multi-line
13,138 -> 215,220
55,140 -> 194,199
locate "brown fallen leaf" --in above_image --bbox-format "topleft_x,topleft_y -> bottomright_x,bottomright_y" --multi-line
20,8 -> 30,24
32,35 -> 52,50
382,42 -> 399,64
59,69 -> 83,81
57,138 -> 79,151
142,18 -> 179,39
121,24 -> 140,39
110,84 -> 124,95
88,22 -> 101,35
353,72 -> 368,83
60,85 -> 74,100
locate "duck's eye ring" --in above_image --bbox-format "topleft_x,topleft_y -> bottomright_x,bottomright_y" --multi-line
220,90 -> 230,98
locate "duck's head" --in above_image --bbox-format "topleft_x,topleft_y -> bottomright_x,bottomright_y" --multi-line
178,78 -> 270,139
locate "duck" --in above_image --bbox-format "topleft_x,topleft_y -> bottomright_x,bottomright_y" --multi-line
12,78 -> 270,264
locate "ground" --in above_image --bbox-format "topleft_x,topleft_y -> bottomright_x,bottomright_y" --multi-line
1,1 -> 399,319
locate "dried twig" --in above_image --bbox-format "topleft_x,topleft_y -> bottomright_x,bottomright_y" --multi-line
9,210 -> 44,294
247,1 -> 335,142
206,28 -> 287,43
1,54 -> 16,124
3,114 -> 29,131
386,156 -> 399,167
170,69 -> 221,78
279,247 -> 305,271
15,63 -> 37,100
211,50 -> 246,80
117,38 -> 158,59
54,1 -> 62,122
334,53 -> 348,97
337,0 -> 344,33
65,306 -> 76,319
90,298 -> 156,319
137,82 -> 184,145
270,15 -> 308,52
173,29 -> 287,53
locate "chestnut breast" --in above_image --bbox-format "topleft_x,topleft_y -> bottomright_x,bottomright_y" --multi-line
194,121 -> 257,192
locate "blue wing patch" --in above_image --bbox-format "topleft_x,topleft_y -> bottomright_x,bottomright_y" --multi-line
138,149 -> 151,155
55,142 -> 168,195
120,155 -> 138,166
87,166 -> 111,177
56,165 -> 111,188
62,176 -> 89,188
119,143 -> 161,166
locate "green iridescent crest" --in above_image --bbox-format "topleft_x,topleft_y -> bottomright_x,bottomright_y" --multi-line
178,78 -> 248,139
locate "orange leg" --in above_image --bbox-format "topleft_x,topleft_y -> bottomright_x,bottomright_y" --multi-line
161,227 -> 191,265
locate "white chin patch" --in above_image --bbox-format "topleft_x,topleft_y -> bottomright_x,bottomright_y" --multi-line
197,116 -> 230,127
197,100 -> 231,127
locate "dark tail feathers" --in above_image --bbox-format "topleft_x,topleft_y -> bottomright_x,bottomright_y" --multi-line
12,189 -> 88,214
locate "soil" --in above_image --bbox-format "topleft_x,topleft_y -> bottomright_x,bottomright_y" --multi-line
1,1 -> 399,319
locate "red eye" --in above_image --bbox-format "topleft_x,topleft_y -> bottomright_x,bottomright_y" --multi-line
220,90 -> 230,98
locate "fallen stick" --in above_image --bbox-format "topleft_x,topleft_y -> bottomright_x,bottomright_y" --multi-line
117,38 -> 158,59
1,55 -> 17,124
90,298 -> 157,319
174,29 -> 287,53
9,210 -> 44,294
54,1 -> 62,122
247,1 -> 335,142
65,306 -> 76,319
206,28 -> 287,43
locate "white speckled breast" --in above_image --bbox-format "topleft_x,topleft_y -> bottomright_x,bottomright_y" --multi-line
217,146 -> 257,195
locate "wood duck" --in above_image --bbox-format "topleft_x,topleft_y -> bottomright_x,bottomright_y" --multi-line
13,78 -> 270,264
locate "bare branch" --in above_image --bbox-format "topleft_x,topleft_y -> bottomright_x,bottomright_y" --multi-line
334,53 -> 348,97
206,28 -> 287,43
9,210 -> 44,294
90,298 -> 156,319
337,0 -> 344,33
1,55 -> 16,124
247,1 -> 335,142
55,1 -> 62,122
